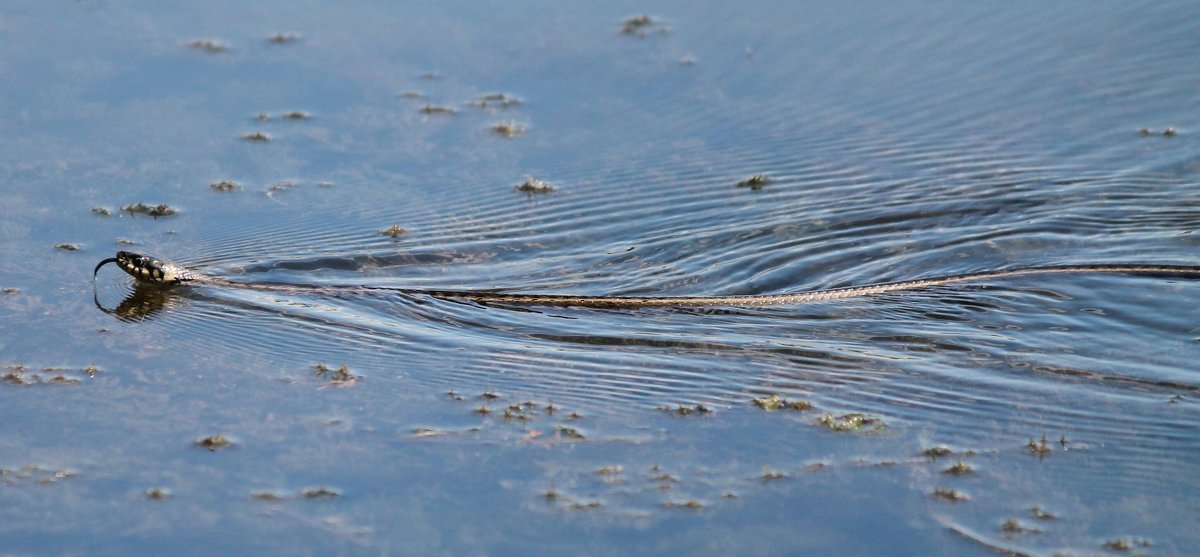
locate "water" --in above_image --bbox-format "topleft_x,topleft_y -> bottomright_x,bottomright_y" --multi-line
3,1 -> 1199,555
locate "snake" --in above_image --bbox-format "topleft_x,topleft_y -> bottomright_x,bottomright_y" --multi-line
93,250 -> 1200,308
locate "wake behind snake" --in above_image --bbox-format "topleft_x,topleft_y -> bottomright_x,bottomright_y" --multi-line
94,250 -> 1200,309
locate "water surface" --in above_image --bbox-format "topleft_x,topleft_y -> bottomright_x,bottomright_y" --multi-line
2,1 -> 1199,555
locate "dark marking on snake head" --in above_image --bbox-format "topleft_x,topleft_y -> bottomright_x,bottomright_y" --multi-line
94,251 -> 175,284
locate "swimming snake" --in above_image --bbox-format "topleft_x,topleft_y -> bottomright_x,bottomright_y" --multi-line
93,250 -> 1200,308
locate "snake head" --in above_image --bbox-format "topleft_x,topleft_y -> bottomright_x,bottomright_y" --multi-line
94,251 -> 195,284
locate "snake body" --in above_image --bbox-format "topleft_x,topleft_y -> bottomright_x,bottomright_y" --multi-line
94,250 -> 1200,308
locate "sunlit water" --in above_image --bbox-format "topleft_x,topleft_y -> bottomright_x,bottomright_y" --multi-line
2,1 -> 1198,555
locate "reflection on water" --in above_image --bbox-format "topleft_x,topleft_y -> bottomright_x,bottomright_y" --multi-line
3,1 -> 1200,555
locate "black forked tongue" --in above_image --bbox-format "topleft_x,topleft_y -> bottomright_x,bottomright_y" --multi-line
93,257 -> 120,280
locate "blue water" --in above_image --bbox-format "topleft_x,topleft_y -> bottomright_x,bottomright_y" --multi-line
2,1 -> 1199,555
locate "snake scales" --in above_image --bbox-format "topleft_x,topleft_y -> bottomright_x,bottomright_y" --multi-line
93,250 -> 1200,308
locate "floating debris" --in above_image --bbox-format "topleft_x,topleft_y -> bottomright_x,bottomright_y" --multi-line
122,203 -> 176,218
515,176 -> 554,194
752,394 -> 812,411
470,93 -> 521,109
596,465 -> 623,476
1139,127 -> 1178,137
932,487 -> 968,502
144,487 -> 171,500
282,111 -> 309,120
195,434 -> 231,451
256,113 -> 270,122
301,486 -> 341,499
621,15 -> 668,36
267,33 -> 299,44
735,174 -> 773,190
1000,518 -> 1038,534
760,468 -> 786,481
1025,435 -> 1052,456
1,364 -> 95,386
663,499 -> 704,509
313,363 -> 355,385
816,412 -> 886,433
0,465 -> 77,486
658,403 -> 713,416
54,243 -> 81,252
251,490 -> 285,501
490,121 -> 526,138
419,104 -> 455,115
568,500 -> 602,511
188,39 -> 228,53
1028,506 -> 1057,520
91,206 -> 112,216
241,131 -> 271,142
210,180 -> 239,192
3,288 -> 18,295
556,426 -> 585,440
1102,537 -> 1151,552
922,446 -> 954,459
401,91 -> 423,99
941,460 -> 974,476
379,225 -> 406,238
